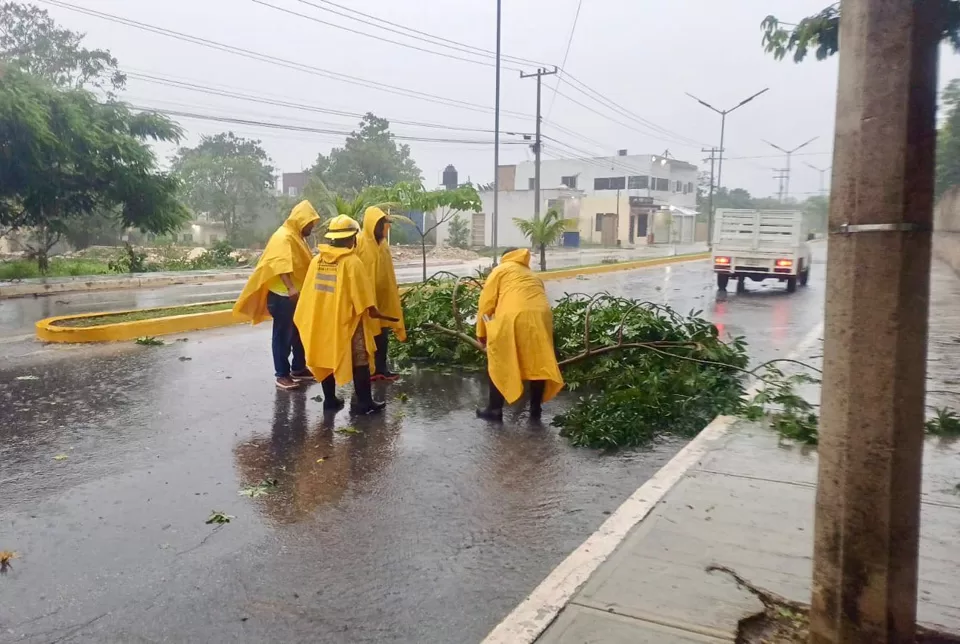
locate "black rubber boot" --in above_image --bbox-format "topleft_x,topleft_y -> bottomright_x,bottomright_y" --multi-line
321,375 -> 344,411
529,380 -> 546,421
476,376 -> 505,422
351,366 -> 386,415
372,332 -> 398,381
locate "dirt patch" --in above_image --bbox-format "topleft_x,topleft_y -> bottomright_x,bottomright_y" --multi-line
52,302 -> 234,327
707,566 -> 960,644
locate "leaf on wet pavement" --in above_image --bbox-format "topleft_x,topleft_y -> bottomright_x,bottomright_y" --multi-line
335,426 -> 361,435
178,356 -> 192,361
316,458 -> 326,463
135,336 -> 165,346
53,454 -> 68,461
206,511 -> 234,524
397,392 -> 409,403
0,550 -> 16,573
238,479 -> 279,497
15,375 -> 39,381
310,395 -> 324,403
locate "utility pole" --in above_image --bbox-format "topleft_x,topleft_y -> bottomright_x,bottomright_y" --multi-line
762,137 -> 818,202
521,66 -> 558,221
491,0 -> 502,263
810,0 -> 938,641
773,168 -> 789,203
686,88 -> 769,237
701,147 -> 719,244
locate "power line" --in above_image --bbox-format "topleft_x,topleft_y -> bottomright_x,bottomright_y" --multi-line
130,104 -> 534,145
125,70 -> 533,135
293,0 -> 551,68
544,0 -> 583,123
250,0 -> 525,72
36,0 -> 532,120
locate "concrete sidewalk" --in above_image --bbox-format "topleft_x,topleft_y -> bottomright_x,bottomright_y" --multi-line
486,259 -> 960,643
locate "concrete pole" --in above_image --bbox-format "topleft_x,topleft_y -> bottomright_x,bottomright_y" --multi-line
810,0 -> 939,642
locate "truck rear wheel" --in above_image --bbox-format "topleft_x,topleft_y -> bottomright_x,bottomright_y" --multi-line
717,274 -> 729,291
799,268 -> 809,286
786,276 -> 798,293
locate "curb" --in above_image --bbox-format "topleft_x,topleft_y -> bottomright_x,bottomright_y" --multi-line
480,321 -> 825,644
1,270 -> 252,300
35,300 -> 238,344
33,252 -> 709,344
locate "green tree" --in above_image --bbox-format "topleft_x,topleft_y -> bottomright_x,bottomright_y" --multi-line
172,132 -> 276,244
0,69 -> 188,271
310,113 -> 422,196
803,195 -> 829,233
369,182 -> 480,280
938,80 -> 960,197
0,1 -> 125,92
446,213 -> 470,249
513,208 -> 573,272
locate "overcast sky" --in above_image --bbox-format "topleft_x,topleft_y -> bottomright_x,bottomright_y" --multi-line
39,0 -> 960,200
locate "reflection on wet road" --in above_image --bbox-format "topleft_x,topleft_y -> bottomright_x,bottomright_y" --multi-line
0,248 -> 825,643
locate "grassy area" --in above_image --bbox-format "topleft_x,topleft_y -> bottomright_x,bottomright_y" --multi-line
0,258 -> 112,280
52,301 -> 234,328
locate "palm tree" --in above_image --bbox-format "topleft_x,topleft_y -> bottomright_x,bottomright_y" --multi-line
513,208 -> 573,272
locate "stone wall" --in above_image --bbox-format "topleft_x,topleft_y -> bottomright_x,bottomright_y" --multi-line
934,186 -> 960,273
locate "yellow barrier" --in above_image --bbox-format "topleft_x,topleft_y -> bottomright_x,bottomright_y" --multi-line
35,252 -> 709,344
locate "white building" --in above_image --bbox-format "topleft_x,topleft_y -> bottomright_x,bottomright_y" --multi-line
435,187 -> 582,249
499,151 -> 699,246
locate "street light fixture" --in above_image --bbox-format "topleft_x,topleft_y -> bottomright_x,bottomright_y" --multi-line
763,137 -> 819,202
686,88 -> 769,245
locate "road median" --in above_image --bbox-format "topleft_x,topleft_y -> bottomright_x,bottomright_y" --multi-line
34,252 -> 709,344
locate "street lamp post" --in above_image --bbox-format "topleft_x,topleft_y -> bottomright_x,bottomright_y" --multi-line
685,89 -> 769,245
763,137 -> 819,202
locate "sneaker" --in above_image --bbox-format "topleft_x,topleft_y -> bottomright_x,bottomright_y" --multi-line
276,377 -> 300,391
291,370 -> 316,383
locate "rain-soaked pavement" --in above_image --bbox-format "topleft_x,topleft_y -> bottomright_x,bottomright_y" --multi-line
0,247 -> 825,643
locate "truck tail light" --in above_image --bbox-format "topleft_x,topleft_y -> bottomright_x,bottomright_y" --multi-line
715,256 -> 731,266
775,259 -> 793,268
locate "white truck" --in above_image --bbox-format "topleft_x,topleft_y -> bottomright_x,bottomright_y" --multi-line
711,209 -> 812,293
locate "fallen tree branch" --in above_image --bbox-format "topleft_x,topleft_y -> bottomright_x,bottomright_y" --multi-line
558,341 -> 699,367
422,322 -> 485,352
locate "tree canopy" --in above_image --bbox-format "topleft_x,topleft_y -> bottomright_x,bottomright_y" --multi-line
172,132 -> 276,244
308,113 -> 422,196
0,1 -> 125,92
0,68 -> 188,269
761,1 -> 960,63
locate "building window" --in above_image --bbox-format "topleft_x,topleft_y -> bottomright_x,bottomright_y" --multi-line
547,199 -> 564,215
593,176 -> 625,191
182,234 -> 193,244
528,177 -> 536,190
655,178 -> 670,192
675,180 -> 682,192
561,175 -> 578,189
628,175 -> 649,190
687,182 -> 695,194
595,213 -> 603,232
287,186 -> 299,197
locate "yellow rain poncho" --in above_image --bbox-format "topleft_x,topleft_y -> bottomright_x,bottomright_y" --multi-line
293,245 -> 379,385
233,201 -> 320,324
356,207 -> 407,341
476,248 -> 564,405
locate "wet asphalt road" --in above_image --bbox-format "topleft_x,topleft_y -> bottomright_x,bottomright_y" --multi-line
0,245 -> 695,341
0,247 -> 825,644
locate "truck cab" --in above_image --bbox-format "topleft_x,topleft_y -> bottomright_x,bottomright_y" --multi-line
711,209 -> 812,293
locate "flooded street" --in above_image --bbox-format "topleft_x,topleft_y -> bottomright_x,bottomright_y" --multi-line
0,251 -> 826,643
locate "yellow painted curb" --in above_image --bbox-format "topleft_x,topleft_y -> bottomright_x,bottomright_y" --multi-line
538,252 -> 709,282
35,300 -> 240,344
35,252 -> 709,344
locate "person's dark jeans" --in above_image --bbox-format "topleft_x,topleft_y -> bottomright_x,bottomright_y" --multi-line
266,291 -> 306,378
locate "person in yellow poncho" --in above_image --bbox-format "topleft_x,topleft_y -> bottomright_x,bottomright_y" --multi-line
475,248 -> 564,421
356,207 -> 407,381
294,215 -> 399,415
233,200 -> 320,391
